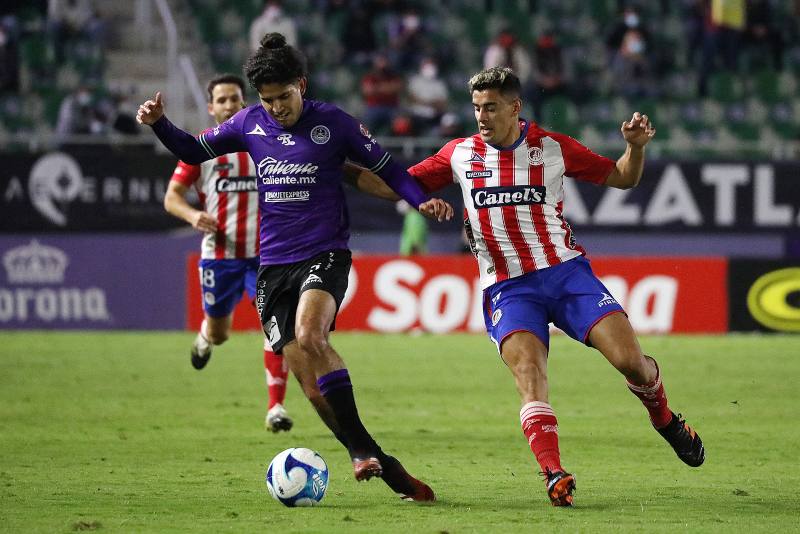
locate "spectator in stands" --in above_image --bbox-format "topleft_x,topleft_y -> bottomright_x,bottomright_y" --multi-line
407,56 -> 448,135
610,26 -> 655,98
55,85 -> 105,135
249,0 -> 297,52
385,6 -> 431,71
360,52 -> 403,135
341,4 -> 377,67
437,112 -> 462,138
530,29 -> 569,119
682,0 -> 707,69
483,28 -> 532,88
0,22 -> 19,93
606,6 -> 652,56
46,0 -> 93,62
698,0 -> 746,95
744,0 -> 784,70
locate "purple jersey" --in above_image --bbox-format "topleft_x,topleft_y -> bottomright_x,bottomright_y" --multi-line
190,100 -> 399,264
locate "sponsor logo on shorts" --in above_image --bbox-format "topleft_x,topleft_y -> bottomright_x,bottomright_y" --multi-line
491,291 -> 502,305
203,291 -> 216,305
302,273 -> 323,289
266,316 -> 281,345
471,185 -> 546,208
491,308 -> 502,326
465,170 -> 492,179
598,292 -> 617,307
264,191 -> 310,202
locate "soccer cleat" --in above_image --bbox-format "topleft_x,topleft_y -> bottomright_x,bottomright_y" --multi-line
265,404 -> 293,433
352,456 -> 383,481
544,469 -> 576,507
380,455 -> 435,502
190,333 -> 212,370
656,412 -> 705,467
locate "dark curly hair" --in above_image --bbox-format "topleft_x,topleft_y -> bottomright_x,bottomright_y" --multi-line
244,33 -> 308,89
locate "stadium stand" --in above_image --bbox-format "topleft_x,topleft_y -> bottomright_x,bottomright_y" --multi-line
1,0 -> 798,157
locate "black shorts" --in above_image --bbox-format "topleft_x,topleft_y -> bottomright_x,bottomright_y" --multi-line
255,249 -> 352,354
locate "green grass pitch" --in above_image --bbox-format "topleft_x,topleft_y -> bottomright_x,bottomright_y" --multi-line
1,332 -> 798,533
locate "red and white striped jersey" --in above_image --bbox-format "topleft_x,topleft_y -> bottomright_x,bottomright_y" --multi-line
409,120 -> 616,289
170,152 -> 259,260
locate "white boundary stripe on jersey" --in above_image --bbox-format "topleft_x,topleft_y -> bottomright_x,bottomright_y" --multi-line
483,147 -> 519,278
514,138 -> 547,270
198,133 -> 218,159
369,152 -> 391,174
541,136 -> 577,262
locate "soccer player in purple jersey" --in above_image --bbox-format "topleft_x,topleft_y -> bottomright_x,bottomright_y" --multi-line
137,33 -> 452,502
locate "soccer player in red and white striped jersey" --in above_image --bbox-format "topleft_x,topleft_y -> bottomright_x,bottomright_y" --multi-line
164,74 -> 292,433
357,66 -> 705,506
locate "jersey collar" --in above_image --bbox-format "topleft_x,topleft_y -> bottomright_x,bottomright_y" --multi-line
488,119 -> 530,151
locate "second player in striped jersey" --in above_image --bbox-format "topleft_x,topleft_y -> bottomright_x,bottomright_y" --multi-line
164,74 -> 293,432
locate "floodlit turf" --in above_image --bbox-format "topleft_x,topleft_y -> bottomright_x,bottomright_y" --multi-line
1,332 -> 798,533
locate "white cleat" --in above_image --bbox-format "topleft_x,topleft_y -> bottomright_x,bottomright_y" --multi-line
266,404 -> 293,433
190,333 -> 212,370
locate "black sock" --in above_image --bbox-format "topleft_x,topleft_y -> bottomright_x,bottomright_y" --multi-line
317,369 -> 382,459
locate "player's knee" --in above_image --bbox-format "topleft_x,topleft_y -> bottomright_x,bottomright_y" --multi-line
611,345 -> 648,379
206,329 -> 229,345
295,326 -> 328,356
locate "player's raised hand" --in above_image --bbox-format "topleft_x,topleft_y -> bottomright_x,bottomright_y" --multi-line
418,198 -> 454,222
621,111 -> 655,147
191,211 -> 218,233
136,92 -> 165,125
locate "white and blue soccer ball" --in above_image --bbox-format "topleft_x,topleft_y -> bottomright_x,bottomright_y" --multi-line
266,447 -> 329,507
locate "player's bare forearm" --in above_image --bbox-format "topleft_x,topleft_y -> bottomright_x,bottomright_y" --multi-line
164,182 -> 217,232
605,112 -> 654,189
342,163 -> 399,200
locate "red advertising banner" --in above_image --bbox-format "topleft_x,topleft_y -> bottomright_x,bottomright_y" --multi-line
186,254 -> 728,334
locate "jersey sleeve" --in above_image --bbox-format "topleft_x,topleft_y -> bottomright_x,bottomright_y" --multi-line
170,160 -> 200,187
407,139 -> 461,193
340,112 -> 394,174
549,132 -> 616,184
196,108 -> 248,159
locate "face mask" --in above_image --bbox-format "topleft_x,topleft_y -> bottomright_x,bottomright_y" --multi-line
624,13 -> 640,27
627,38 -> 645,55
403,15 -> 421,31
421,64 -> 437,79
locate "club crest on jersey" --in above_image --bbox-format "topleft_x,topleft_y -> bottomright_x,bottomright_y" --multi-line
310,125 -> 331,144
465,151 -> 486,163
277,133 -> 295,146
471,185 -> 546,208
527,146 -> 544,166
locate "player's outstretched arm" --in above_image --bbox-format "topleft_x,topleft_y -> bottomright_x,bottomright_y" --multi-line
342,162 -> 400,200
163,180 -> 218,233
136,92 -> 213,165
604,111 -> 655,190
376,160 -> 453,222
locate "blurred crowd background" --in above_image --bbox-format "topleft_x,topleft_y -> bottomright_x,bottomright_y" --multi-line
0,0 -> 798,158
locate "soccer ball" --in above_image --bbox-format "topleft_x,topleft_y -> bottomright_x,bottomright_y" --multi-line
266,447 -> 329,507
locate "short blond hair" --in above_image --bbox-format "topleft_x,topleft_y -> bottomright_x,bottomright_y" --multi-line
468,67 -> 521,96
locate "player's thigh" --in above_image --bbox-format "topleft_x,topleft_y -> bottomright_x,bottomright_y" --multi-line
483,276 -> 551,354
500,330 -> 549,381
255,265 -> 298,355
198,259 -> 248,318
294,249 -> 352,337
587,311 -> 645,375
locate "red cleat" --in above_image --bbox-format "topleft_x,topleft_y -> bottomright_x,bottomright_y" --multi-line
352,457 -> 383,481
380,455 -> 436,502
545,470 -> 576,507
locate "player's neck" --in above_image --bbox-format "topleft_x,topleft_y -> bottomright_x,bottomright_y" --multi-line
494,120 -> 523,148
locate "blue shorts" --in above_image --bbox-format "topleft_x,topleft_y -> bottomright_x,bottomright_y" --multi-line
482,256 -> 625,351
198,258 -> 260,318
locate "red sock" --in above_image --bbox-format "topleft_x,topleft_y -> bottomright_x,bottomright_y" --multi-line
264,339 -> 288,410
626,357 -> 672,428
520,402 -> 564,474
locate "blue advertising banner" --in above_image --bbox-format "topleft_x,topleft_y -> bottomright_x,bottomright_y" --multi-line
0,235 -> 198,330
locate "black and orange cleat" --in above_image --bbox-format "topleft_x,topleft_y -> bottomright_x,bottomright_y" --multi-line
352,456 -> 383,481
544,469 -> 576,507
380,455 -> 435,502
656,412 -> 705,467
